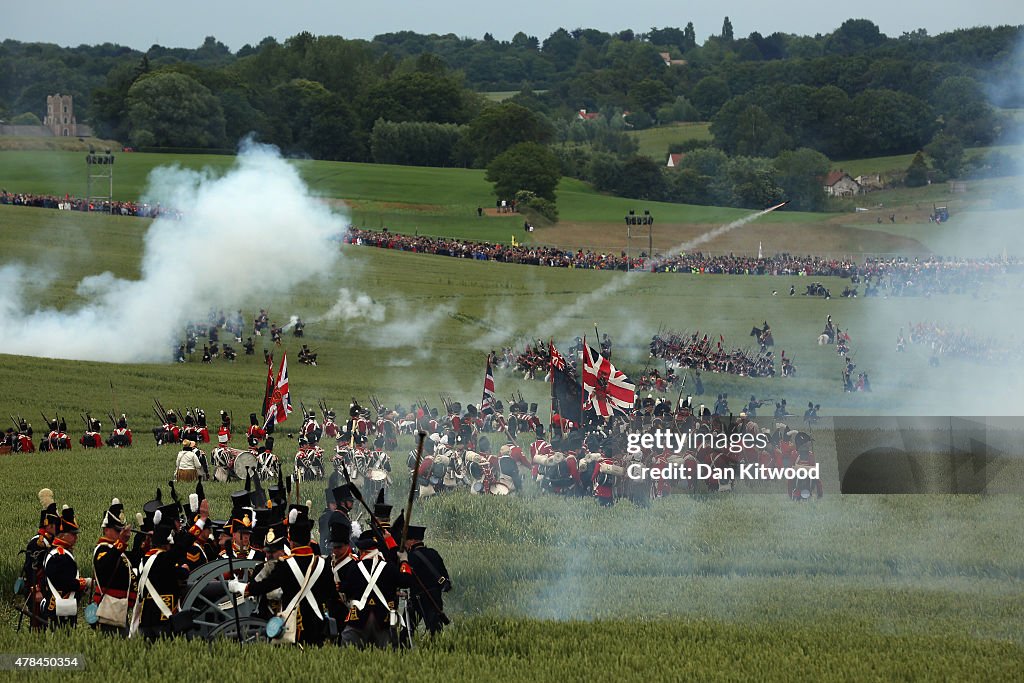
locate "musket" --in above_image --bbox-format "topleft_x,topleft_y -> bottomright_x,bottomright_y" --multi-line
109,380 -> 119,420
339,461 -> 388,550
400,433 -> 427,550
11,414 -> 20,431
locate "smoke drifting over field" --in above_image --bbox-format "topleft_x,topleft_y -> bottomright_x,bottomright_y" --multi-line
524,204 -> 787,343
0,141 -> 347,363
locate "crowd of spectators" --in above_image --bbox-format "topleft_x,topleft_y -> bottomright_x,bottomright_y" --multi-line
3,191 -> 1019,287
1,190 -> 179,219
345,228 -> 1021,286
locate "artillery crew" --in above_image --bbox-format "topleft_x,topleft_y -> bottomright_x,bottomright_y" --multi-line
41,507 -> 92,629
91,499 -> 136,635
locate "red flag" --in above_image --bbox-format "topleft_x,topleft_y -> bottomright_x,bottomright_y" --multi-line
581,344 -> 635,417
481,356 -> 496,415
261,353 -> 275,418
549,340 -> 567,372
263,352 -> 293,431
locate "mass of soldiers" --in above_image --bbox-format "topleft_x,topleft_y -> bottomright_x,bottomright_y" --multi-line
905,321 -> 1022,365
648,328 -> 791,379
171,309 -> 318,366
18,480 -> 451,646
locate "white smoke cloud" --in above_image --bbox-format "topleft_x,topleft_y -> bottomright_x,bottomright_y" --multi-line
0,140 -> 348,362
312,287 -> 385,324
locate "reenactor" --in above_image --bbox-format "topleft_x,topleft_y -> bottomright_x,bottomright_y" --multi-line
129,522 -> 188,640
91,499 -> 136,635
400,525 -> 451,636
331,521 -> 409,648
247,413 -> 267,444
244,337 -> 255,355
23,490 -> 59,630
80,416 -> 103,448
41,507 -> 92,629
318,484 -> 359,558
107,415 -> 132,448
245,518 -> 345,646
174,441 -> 206,482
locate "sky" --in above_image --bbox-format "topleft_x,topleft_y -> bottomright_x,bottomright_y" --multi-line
3,0 -> 1022,51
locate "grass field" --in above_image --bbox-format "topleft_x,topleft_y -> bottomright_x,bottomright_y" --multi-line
628,122 -> 712,160
1,153 -> 1023,679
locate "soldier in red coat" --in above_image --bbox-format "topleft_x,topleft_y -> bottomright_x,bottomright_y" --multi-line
80,417 -> 103,449
107,415 -> 133,448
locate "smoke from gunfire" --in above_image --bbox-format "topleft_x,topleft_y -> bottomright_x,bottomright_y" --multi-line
0,140 -> 348,362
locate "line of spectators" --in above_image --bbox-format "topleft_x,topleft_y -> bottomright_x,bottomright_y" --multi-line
1,191 -> 179,219
345,228 -> 1022,284
4,191 -> 1020,286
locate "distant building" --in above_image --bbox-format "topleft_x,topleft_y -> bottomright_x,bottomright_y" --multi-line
2,94 -> 93,138
855,174 -> 884,191
45,94 -> 78,136
658,52 -> 687,66
576,109 -> 601,121
823,170 -> 861,197
666,153 -> 685,168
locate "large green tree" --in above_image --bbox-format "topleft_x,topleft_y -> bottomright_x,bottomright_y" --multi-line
485,142 -> 561,201
463,102 -> 554,166
773,148 -> 831,211
125,71 -> 225,148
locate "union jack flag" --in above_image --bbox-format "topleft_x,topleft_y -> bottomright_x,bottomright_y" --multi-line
581,344 -> 635,418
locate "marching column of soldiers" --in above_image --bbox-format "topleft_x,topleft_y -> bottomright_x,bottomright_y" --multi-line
16,480 -> 451,648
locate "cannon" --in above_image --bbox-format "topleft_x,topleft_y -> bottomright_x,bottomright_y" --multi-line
175,557 -> 269,642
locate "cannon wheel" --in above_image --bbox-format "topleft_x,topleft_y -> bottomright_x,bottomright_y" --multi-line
208,616 -> 270,643
179,558 -> 263,641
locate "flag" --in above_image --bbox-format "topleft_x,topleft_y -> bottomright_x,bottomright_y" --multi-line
581,344 -> 635,417
551,363 -> 583,425
511,235 -> 519,247
263,352 -> 293,431
261,353 -> 275,419
549,340 -> 567,372
481,356 -> 496,415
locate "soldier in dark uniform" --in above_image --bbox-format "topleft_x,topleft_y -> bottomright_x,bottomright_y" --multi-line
219,492 -> 265,575
245,519 -> 344,646
244,337 -> 255,355
41,507 -> 92,629
318,484 -> 357,558
130,523 -> 188,641
24,490 -> 59,631
401,525 -> 451,636
333,522 -> 409,648
91,499 -> 136,636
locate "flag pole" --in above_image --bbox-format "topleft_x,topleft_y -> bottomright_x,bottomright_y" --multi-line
580,335 -> 587,428
548,338 -> 555,433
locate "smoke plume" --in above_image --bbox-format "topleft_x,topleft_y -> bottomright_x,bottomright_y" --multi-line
0,140 -> 347,362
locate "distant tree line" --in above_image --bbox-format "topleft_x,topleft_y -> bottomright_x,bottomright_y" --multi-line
0,19 -> 1019,209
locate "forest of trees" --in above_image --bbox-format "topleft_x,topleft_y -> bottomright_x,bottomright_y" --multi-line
1,19 -> 1021,211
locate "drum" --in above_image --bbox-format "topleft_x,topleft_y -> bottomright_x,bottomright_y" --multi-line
233,452 -> 257,479
214,466 -> 229,482
367,468 -> 388,482
467,461 -> 483,480
489,476 -> 512,495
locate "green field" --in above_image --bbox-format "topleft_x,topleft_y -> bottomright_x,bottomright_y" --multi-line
1,154 -> 1023,679
628,121 -> 713,160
